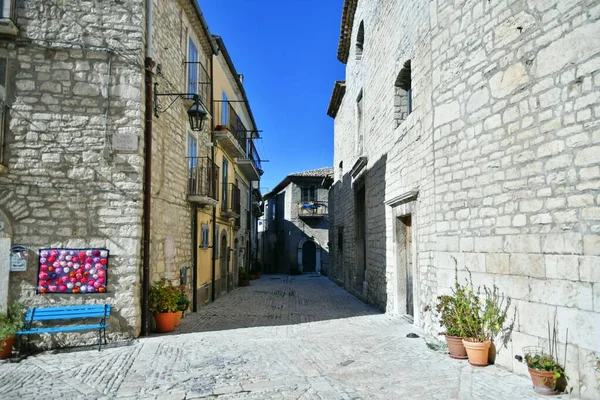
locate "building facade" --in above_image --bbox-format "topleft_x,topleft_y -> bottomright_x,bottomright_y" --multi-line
262,168 -> 332,275
0,0 -> 262,342
193,36 -> 262,305
327,0 -> 600,397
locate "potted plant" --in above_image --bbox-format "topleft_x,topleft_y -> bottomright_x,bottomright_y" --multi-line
239,269 -> 250,287
0,301 -> 25,359
520,320 -> 568,395
174,286 -> 190,327
149,279 -> 179,333
460,273 -> 512,367
436,293 -> 468,360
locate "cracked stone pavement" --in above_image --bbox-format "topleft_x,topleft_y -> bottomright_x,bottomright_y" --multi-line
0,275 -> 555,399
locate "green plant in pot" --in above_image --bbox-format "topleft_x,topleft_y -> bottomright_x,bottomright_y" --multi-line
436,293 -> 468,360
149,279 -> 179,333
239,269 -> 250,287
460,272 -> 513,367
174,286 -> 190,328
0,301 -> 25,359
520,319 -> 568,395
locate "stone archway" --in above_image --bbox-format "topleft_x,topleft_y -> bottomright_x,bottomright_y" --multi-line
0,208 -> 14,313
297,238 -> 321,274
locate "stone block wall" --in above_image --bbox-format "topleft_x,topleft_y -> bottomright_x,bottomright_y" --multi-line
0,0 -> 146,338
330,0 -> 600,396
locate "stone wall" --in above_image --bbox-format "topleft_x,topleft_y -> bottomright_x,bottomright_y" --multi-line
0,0 -> 146,339
330,0 -> 600,397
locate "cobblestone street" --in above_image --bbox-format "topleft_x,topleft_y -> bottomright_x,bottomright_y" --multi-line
0,275 -> 553,399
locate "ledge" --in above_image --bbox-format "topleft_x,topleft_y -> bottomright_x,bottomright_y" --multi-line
351,156 -> 367,178
385,190 -> 419,207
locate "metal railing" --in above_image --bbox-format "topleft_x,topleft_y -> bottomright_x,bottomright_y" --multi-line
222,183 -> 241,215
214,101 -> 247,151
246,139 -> 262,174
187,61 -> 212,108
187,157 -> 219,200
297,201 -> 328,217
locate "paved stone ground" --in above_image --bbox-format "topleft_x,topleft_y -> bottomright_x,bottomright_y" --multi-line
0,275 -> 567,399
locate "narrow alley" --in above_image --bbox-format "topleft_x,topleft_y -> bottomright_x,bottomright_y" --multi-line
0,275 -> 542,399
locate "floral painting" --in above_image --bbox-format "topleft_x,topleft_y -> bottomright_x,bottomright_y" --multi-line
37,248 -> 109,294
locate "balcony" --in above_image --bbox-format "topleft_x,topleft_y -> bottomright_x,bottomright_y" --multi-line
221,183 -> 241,218
214,101 -> 247,158
297,201 -> 328,218
187,157 -> 219,206
0,3 -> 19,38
237,139 -> 263,181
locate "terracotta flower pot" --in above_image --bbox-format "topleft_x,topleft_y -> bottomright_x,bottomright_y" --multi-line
462,339 -> 491,366
445,335 -> 468,359
174,311 -> 183,327
0,335 -> 15,360
528,368 -> 558,396
239,279 -> 249,287
154,312 -> 176,333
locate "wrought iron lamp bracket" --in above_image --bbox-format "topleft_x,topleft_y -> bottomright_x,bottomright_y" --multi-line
153,82 -> 210,118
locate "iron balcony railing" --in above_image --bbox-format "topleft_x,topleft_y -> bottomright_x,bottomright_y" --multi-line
214,101 -> 247,151
297,201 -> 328,218
246,139 -> 263,174
187,157 -> 219,200
222,183 -> 241,215
187,60 -> 212,108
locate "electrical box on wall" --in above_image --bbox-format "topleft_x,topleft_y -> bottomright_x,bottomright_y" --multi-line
10,245 -> 28,272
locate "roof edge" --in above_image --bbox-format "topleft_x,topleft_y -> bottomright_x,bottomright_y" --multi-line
327,80 -> 346,118
336,0 -> 358,64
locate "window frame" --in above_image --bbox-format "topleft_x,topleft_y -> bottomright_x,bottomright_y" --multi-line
201,224 -> 210,248
187,37 -> 199,97
301,185 -> 317,202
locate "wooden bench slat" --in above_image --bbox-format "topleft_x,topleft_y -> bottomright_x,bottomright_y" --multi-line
17,324 -> 108,335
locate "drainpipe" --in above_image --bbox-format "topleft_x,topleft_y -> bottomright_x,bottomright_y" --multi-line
192,204 -> 198,312
210,48 -> 217,302
141,0 -> 154,337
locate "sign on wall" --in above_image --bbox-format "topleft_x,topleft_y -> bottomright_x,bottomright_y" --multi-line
10,245 -> 28,272
37,248 -> 109,294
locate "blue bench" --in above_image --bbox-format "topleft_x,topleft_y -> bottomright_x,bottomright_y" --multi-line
16,304 -> 111,353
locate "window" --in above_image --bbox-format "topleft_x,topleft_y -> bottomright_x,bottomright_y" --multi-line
356,21 -> 364,60
214,226 -> 220,258
222,158 -> 228,210
338,161 -> 343,181
222,91 -> 228,126
201,224 -> 210,248
0,58 -> 6,167
187,134 -> 197,170
301,185 -> 316,202
337,226 -> 344,252
187,38 -> 199,98
356,90 -> 364,155
395,60 -> 412,127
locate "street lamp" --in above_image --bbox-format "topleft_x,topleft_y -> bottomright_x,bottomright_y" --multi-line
153,83 -> 209,131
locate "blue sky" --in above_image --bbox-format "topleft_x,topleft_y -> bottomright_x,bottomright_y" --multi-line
200,0 -> 345,193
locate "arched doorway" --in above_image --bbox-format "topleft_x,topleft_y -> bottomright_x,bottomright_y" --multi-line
302,241 -> 317,273
220,231 -> 228,295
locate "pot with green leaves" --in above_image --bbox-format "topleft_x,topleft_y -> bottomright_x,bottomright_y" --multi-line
459,273 -> 513,367
436,294 -> 468,359
0,302 -> 25,359
149,279 -> 179,333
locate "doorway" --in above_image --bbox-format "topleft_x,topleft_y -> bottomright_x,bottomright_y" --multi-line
302,240 -> 317,272
355,185 -> 367,293
220,233 -> 228,295
396,215 -> 413,317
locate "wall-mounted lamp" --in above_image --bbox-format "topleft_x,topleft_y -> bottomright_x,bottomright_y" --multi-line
153,82 -> 209,131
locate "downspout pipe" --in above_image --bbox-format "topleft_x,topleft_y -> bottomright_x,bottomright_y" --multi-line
141,0 -> 154,337
210,47 -> 217,302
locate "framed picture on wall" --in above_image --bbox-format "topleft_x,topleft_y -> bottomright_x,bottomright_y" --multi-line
37,248 -> 109,294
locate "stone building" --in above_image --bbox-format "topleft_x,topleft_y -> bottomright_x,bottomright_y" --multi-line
193,35 -> 263,305
327,0 -> 600,397
262,167 -> 332,275
0,0 -> 262,341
